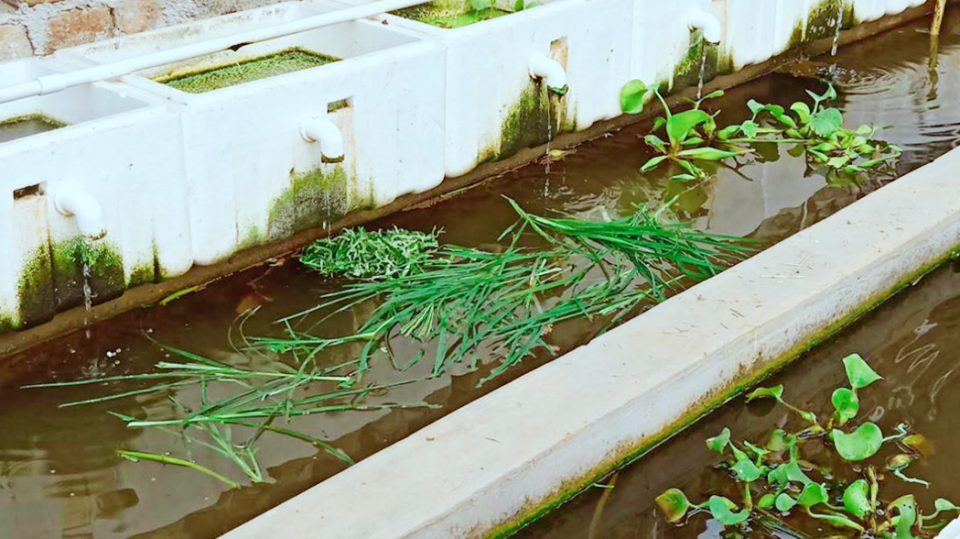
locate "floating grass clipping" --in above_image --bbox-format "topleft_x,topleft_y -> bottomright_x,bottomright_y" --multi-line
251,199 -> 753,386
300,228 -> 440,280
156,48 -> 340,94
25,342 -> 436,485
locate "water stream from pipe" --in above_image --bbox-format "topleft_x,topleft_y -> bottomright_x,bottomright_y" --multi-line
697,39 -> 709,100
82,260 -> 92,340
831,1 -> 844,56
544,89 -> 554,197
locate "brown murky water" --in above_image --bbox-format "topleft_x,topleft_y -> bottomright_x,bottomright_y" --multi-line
3,10 -> 960,539
511,261 -> 960,539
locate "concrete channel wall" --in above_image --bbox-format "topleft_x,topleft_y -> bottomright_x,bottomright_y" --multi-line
0,0 -> 937,334
220,140 -> 960,539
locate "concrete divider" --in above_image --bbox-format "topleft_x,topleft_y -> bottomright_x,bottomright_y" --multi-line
221,145 -> 960,539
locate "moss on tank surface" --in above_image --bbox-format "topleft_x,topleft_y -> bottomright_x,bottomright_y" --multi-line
268,166 -> 350,241
155,48 -> 340,94
797,0 -> 855,44
488,81 -> 565,162
14,245 -> 56,329
671,33 -> 724,92
393,1 -> 511,28
50,238 -> 125,311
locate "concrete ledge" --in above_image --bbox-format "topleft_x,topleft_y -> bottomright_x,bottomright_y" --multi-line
220,143 -> 960,539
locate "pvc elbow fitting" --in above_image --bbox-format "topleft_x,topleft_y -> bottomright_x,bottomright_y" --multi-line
301,115 -> 345,163
50,179 -> 107,240
687,8 -> 722,44
528,53 -> 568,94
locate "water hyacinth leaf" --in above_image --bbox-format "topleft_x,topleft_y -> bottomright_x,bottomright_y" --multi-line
791,102 -> 812,124
676,147 -> 746,161
832,387 -> 859,424
832,423 -> 884,461
706,428 -> 731,454
744,441 -> 769,458
676,158 -> 704,178
732,456 -> 763,482
766,429 -> 788,452
671,173 -> 697,182
809,511 -> 866,532
620,79 -> 653,114
708,496 -> 751,526
785,461 -> 813,485
740,120 -> 758,139
887,453 -> 915,471
775,493 -> 798,513
842,479 -> 871,519
757,494 -> 776,510
641,155 -> 669,172
717,125 -> 740,140
746,385 -> 784,402
747,99 -> 764,115
891,496 -> 918,539
810,108 -> 843,137
656,488 -> 693,523
644,134 -> 667,153
843,354 -> 882,390
667,109 -> 713,146
798,483 -> 829,508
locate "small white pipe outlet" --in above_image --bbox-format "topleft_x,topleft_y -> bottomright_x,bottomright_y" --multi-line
528,53 -> 567,94
50,179 -> 107,240
687,7 -> 722,44
301,115 -> 345,163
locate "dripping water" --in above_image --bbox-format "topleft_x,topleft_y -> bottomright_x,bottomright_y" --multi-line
696,38 -> 709,100
82,254 -> 93,340
831,1 -> 844,56
544,87 -> 554,197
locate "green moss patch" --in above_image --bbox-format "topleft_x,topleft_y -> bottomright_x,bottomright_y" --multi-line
671,31 -> 724,91
802,0 -> 855,43
268,166 -> 350,241
156,48 -> 340,94
50,238 -> 125,311
0,114 -> 67,144
15,245 -> 56,329
393,2 -> 511,28
493,81 -> 564,161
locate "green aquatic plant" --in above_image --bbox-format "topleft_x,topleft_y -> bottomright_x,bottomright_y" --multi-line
619,80 -> 901,182
655,354 -> 958,538
252,199 -> 751,386
24,343 -> 435,485
299,227 -> 440,280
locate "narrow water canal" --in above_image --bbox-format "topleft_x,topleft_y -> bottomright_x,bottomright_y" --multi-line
2,9 -> 960,539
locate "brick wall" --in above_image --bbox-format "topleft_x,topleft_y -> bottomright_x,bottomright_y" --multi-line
0,0 -> 288,59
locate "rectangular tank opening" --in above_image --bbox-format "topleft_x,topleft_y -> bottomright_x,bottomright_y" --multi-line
328,97 -> 352,113
12,183 -> 42,200
0,114 -> 67,145
154,47 -> 341,94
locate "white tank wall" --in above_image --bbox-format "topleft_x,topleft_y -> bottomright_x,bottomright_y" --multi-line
0,0 -> 934,327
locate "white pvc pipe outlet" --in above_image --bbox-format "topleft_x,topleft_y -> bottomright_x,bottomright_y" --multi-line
528,53 -> 568,94
687,7 -> 722,44
50,179 -> 107,240
301,115 -> 345,163
0,0 -> 433,104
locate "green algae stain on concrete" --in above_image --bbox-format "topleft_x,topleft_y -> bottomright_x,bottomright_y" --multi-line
487,81 -> 565,163
802,0 -> 854,43
671,33 -> 724,92
50,238 -> 125,311
268,166 -> 350,241
14,244 -> 56,329
155,48 -> 340,94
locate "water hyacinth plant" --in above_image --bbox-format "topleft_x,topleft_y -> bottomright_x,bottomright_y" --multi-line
620,80 -> 902,183
655,354 -> 958,539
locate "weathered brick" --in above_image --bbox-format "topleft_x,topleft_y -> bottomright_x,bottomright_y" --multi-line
114,0 -> 162,34
0,23 -> 32,60
45,5 -> 114,52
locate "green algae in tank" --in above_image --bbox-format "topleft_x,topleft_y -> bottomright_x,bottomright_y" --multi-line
156,48 -> 340,94
394,3 -> 511,29
0,114 -> 67,144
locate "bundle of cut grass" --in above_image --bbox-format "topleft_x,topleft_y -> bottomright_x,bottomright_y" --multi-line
254,199 -> 753,385
300,227 -> 440,280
